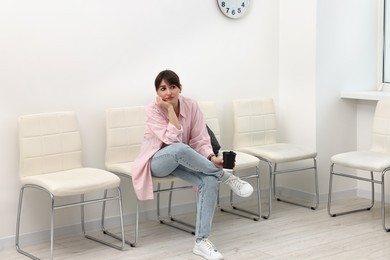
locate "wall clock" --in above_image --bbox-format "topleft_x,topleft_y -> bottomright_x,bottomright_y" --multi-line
217,0 -> 250,19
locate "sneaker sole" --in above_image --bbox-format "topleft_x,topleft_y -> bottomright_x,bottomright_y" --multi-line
193,248 -> 223,260
235,188 -> 254,198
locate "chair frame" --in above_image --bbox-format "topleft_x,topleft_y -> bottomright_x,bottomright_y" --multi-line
15,111 -> 126,259
101,172 -> 195,247
327,99 -> 390,231
261,157 -> 319,219
232,97 -> 319,220
198,101 -> 262,221
327,163 -> 390,231
16,185 -> 125,259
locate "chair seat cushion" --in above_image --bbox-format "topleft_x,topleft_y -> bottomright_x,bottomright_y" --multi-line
106,162 -> 182,184
218,151 -> 260,171
106,162 -> 133,176
331,151 -> 390,172
20,168 -> 120,196
239,143 -> 317,163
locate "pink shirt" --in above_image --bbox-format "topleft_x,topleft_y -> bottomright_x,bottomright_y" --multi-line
131,95 -> 214,200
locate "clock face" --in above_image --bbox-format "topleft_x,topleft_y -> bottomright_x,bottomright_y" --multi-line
217,0 -> 250,19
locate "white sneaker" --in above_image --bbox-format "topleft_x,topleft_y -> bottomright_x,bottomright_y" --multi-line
224,175 -> 254,197
193,238 -> 223,260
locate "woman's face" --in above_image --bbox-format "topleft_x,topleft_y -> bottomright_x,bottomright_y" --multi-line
156,79 -> 181,106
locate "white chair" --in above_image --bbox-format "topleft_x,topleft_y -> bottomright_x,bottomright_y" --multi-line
15,111 -> 125,260
198,101 -> 262,221
232,97 -> 319,219
104,106 -> 195,246
328,99 -> 390,231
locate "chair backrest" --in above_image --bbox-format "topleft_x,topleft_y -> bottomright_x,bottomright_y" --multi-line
18,111 -> 82,178
232,97 -> 277,150
197,101 -> 221,143
105,106 -> 146,167
371,99 -> 390,153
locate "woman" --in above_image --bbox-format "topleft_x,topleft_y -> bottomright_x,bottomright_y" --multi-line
132,70 -> 253,260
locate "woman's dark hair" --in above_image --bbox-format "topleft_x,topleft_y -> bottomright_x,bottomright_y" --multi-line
154,70 -> 181,91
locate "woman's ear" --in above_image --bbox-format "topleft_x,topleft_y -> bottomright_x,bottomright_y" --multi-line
179,85 -> 182,93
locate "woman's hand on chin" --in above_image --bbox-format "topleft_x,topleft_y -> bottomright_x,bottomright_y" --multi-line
156,96 -> 172,110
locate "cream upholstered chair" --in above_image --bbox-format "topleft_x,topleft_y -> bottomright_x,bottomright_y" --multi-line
198,101 -> 261,221
104,106 -> 195,246
232,97 -> 319,219
328,99 -> 390,231
16,111 -> 125,260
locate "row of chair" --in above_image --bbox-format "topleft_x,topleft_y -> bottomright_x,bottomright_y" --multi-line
15,97 -> 321,259
231,97 -> 390,234
18,97 -> 390,259
212,98 -> 390,233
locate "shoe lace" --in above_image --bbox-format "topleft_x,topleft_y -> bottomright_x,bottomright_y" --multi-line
225,176 -> 243,191
201,239 -> 217,252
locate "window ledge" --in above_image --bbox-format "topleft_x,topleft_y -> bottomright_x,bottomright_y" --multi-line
341,90 -> 390,101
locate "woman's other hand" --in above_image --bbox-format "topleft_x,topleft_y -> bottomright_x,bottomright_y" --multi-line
210,155 -> 223,168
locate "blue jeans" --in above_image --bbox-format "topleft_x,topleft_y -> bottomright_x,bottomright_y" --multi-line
150,143 -> 225,238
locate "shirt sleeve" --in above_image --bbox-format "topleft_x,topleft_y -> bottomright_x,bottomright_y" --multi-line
146,103 -> 183,144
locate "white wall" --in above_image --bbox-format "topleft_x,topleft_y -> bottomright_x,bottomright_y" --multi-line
316,0 -> 380,198
0,0 -> 279,245
277,0 -> 317,192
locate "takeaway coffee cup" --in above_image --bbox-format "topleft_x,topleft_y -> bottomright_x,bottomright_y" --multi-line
223,151 -> 236,169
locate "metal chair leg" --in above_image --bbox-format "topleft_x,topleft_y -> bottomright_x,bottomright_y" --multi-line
328,164 -> 390,232
16,185 -> 42,260
101,189 -> 136,247
262,158 -> 319,219
274,158 -> 319,210
328,164 -> 375,217
157,181 -> 196,235
313,159 -> 320,209
381,169 -> 390,231
219,166 -> 261,221
16,185 -> 125,260
104,195 -> 139,247
262,162 -> 273,219
327,163 -> 336,217
50,195 -> 55,260
15,185 -> 56,260
82,188 -> 126,251
106,174 -> 195,246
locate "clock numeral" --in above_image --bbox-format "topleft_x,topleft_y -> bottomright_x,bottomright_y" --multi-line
219,0 -> 248,17
226,8 -> 241,16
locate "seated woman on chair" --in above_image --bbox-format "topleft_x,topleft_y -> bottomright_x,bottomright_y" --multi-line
132,69 -> 253,260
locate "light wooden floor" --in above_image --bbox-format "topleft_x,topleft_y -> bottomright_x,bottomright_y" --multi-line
3,197 -> 390,260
